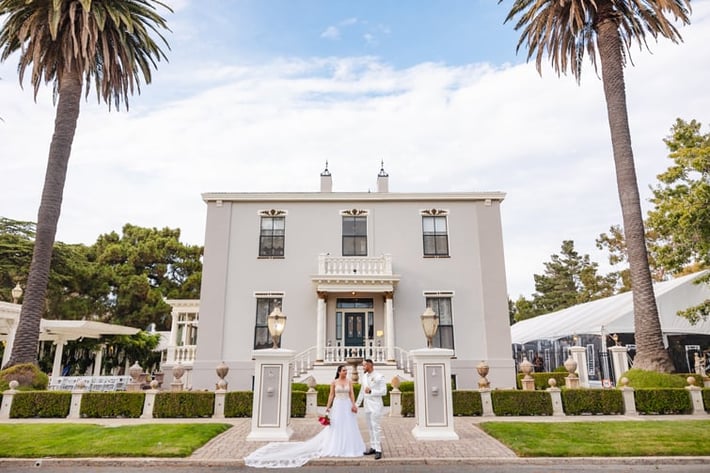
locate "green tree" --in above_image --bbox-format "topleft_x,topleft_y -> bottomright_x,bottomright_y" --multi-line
500,0 -> 690,372
596,224 -> 666,293
0,0 -> 171,368
92,224 -> 203,330
513,240 -> 617,321
0,217 -> 105,320
647,118 -> 710,323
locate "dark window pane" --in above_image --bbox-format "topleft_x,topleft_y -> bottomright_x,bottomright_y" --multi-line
422,216 -> 449,256
260,217 -> 285,257
254,297 -> 282,349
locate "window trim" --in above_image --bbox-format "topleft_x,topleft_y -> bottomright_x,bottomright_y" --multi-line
422,213 -> 450,257
424,293 -> 455,351
341,213 -> 368,257
253,292 -> 284,350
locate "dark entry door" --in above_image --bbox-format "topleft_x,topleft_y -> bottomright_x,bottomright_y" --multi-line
344,312 -> 365,346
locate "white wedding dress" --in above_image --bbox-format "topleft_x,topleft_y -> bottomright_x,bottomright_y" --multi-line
244,384 -> 366,468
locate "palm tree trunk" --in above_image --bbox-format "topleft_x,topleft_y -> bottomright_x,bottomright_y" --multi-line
3,70 -> 82,369
596,6 -> 674,372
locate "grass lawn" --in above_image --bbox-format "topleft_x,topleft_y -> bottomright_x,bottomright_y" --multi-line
0,423 -> 231,458
480,420 -> 710,456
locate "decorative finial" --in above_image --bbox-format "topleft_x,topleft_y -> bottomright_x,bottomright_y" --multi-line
321,160 -> 331,176
378,160 -> 388,177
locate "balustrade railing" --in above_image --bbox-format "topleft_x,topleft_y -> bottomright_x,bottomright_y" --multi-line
317,254 -> 393,276
325,342 -> 387,364
164,345 -> 197,364
293,346 -> 317,376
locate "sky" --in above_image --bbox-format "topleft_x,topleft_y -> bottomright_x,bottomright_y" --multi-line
1,0 -> 709,299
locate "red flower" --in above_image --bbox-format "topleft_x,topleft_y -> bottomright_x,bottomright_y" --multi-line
318,414 -> 330,426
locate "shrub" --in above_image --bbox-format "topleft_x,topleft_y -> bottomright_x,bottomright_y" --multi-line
80,392 -> 144,418
153,392 -> 214,418
398,381 -> 414,392
291,391 -> 306,417
492,390 -> 552,416
401,391 -> 415,417
224,391 -> 253,417
10,391 -> 70,418
452,390 -> 483,416
703,389 -> 710,412
562,389 -> 623,415
516,372 -> 567,390
634,388 -> 692,414
0,363 -> 49,391
622,369 -> 687,388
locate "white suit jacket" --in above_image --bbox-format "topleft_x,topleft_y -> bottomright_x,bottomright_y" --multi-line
356,370 -> 387,414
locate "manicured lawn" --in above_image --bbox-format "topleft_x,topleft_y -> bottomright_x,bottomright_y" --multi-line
0,423 -> 231,458
480,420 -> 710,456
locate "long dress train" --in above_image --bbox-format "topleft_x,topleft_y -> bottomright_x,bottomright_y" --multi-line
244,384 -> 365,468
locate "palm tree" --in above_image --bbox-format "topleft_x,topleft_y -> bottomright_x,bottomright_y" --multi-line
0,0 -> 171,368
500,0 -> 691,372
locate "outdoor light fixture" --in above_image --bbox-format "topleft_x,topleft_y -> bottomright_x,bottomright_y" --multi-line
420,307 -> 439,348
267,307 -> 287,348
11,283 -> 22,304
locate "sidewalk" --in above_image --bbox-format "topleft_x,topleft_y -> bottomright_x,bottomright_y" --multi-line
1,413 -> 710,468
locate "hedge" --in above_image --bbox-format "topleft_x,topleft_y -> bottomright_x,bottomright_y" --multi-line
634,388 -> 692,415
80,392 -> 145,418
452,390 -> 483,416
516,372 -> 568,390
154,392 -> 215,418
10,391 -> 70,418
224,391 -> 253,417
561,388 -> 623,415
492,390 -> 552,416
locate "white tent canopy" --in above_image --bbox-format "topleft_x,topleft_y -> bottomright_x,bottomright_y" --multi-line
511,270 -> 710,345
0,301 -> 140,376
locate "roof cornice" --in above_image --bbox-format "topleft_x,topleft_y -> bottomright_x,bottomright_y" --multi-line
202,191 -> 506,203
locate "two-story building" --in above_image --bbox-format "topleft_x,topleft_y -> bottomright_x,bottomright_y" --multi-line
185,165 -> 516,390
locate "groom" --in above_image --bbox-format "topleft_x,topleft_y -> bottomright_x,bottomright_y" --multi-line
355,358 -> 387,459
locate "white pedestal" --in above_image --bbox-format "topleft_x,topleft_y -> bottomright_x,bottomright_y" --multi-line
609,346 -> 629,384
410,348 -> 458,441
247,348 -> 295,441
569,346 -> 589,388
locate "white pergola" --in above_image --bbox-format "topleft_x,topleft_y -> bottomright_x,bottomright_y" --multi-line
0,301 -> 139,378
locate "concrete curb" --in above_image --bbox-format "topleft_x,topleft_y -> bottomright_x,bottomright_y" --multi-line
2,456 -> 710,468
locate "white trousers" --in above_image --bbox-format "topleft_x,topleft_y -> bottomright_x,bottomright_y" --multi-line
364,409 -> 383,451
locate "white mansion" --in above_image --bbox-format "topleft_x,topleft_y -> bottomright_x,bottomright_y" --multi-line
169,166 -> 516,390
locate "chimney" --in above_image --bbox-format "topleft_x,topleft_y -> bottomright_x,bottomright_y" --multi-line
320,161 -> 332,192
376,160 -> 389,193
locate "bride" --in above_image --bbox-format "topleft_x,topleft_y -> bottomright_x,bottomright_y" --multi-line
244,365 -> 366,468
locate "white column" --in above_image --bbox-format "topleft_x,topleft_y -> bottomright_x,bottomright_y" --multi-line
609,345 -> 629,383
93,345 -> 104,376
316,293 -> 326,362
1,320 -> 17,367
248,348 -> 295,441
52,338 -> 66,379
385,293 -> 395,361
569,346 -> 589,388
410,348 -> 458,440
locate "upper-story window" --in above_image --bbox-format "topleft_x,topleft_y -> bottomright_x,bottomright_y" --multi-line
259,210 -> 286,257
422,210 -> 449,257
341,210 -> 368,256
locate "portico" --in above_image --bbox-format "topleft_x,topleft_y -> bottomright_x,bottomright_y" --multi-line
312,253 -> 400,363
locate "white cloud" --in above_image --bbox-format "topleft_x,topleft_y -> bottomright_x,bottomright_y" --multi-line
1,2 -> 709,300
321,26 -> 340,40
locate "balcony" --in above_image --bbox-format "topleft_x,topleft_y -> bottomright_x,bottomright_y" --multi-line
317,254 -> 393,276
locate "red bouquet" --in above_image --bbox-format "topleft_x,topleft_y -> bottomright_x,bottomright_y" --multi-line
318,414 -> 330,426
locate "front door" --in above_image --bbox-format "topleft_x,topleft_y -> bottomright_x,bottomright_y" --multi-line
344,312 -> 365,347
